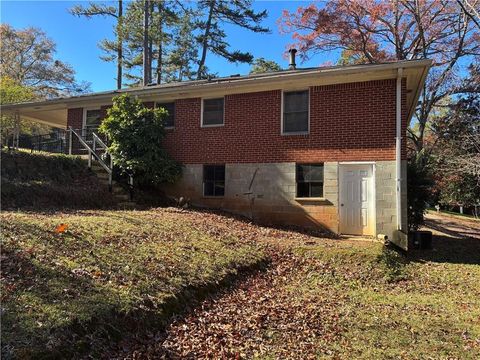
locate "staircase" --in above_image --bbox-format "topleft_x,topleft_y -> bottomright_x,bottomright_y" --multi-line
70,128 -> 137,209
90,161 -> 136,209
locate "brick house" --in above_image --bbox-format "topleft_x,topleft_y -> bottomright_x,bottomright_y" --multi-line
2,59 -> 431,249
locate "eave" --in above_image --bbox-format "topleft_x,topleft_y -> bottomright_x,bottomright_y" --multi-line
0,59 -> 432,129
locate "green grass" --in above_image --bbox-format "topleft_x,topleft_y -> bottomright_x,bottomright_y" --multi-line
1,149 -> 116,209
286,243 -> 480,359
0,209 -> 266,358
427,208 -> 479,220
2,207 -> 479,359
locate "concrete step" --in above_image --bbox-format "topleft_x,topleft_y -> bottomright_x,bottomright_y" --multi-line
95,172 -> 110,180
117,201 -> 137,209
97,179 -> 110,186
114,193 -> 130,201
112,185 -> 125,194
91,165 -> 104,171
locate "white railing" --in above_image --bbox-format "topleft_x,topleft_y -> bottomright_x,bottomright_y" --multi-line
68,127 -> 133,197
69,127 -> 113,188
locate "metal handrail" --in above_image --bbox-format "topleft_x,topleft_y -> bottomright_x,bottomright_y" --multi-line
92,132 -> 108,151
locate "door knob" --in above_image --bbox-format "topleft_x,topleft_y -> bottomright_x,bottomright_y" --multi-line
341,203 -> 344,207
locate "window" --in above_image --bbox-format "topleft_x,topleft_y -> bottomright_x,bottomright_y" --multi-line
296,163 -> 324,198
83,108 -> 101,141
283,90 -> 309,134
203,165 -> 225,197
156,102 -> 175,128
202,98 -> 224,126
85,109 -> 101,128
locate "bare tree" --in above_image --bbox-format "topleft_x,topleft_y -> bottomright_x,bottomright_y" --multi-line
0,24 -> 89,97
457,0 -> 480,29
280,0 -> 480,152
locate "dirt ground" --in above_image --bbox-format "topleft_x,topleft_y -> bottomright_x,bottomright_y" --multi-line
424,211 -> 479,239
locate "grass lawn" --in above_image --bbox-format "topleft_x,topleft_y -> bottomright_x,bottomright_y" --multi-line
427,208 -> 479,221
152,236 -> 480,359
2,208 -> 479,359
0,209 -> 266,358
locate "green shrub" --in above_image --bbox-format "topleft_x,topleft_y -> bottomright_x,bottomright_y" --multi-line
100,94 -> 182,186
407,150 -> 434,231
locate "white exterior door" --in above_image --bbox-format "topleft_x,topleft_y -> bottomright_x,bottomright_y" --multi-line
339,164 -> 375,236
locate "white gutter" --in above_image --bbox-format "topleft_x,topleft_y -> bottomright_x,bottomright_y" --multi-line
396,67 -> 403,231
0,59 -> 432,112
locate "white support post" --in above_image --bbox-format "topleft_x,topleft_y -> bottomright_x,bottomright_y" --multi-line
88,150 -> 92,168
129,175 -> 134,200
14,112 -> 20,150
396,68 -> 403,231
69,127 -> 73,155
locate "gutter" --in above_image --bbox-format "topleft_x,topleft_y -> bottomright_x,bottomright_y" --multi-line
396,67 -> 403,231
0,59 -> 431,112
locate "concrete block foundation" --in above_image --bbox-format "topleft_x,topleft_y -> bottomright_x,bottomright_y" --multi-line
163,160 -> 406,239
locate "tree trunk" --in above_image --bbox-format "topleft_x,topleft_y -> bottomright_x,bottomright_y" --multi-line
148,0 -> 154,83
197,0 -> 215,79
143,0 -> 150,86
117,0 -> 123,89
156,3 -> 163,84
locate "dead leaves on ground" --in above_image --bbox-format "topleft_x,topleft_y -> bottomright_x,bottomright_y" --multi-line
113,249 -> 345,360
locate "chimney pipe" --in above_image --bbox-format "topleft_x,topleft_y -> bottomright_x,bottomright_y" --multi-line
288,48 -> 297,70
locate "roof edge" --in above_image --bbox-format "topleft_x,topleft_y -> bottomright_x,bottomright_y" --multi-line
1,59 -> 432,111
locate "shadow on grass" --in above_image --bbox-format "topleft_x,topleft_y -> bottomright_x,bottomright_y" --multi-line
377,246 -> 410,283
404,216 -> 480,265
1,240 -> 269,360
408,234 -> 480,265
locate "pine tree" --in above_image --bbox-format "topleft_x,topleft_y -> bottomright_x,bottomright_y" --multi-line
70,1 -> 124,89
163,10 -> 199,82
196,0 -> 269,79
250,58 -> 282,74
122,0 -> 181,86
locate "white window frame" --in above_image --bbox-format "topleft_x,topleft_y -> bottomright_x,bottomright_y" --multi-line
155,101 -> 175,129
201,97 -> 225,128
281,89 -> 310,135
82,107 -> 102,130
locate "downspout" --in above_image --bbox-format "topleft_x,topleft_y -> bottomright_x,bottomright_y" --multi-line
396,67 -> 403,231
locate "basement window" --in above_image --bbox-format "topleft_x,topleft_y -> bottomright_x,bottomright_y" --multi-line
282,90 -> 309,134
202,98 -> 224,126
203,165 -> 225,197
156,102 -> 175,128
296,163 -> 324,198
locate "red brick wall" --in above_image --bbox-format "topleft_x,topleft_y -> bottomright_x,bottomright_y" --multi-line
163,79 -> 407,164
66,79 -> 407,162
67,108 -> 83,130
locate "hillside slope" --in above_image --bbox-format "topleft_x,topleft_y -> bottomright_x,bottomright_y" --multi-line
1,150 -> 116,209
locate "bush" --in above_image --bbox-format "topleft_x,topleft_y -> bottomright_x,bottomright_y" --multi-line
407,151 -> 434,231
99,94 -> 182,186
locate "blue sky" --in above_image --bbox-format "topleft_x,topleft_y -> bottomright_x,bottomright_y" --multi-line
1,0 -> 335,92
